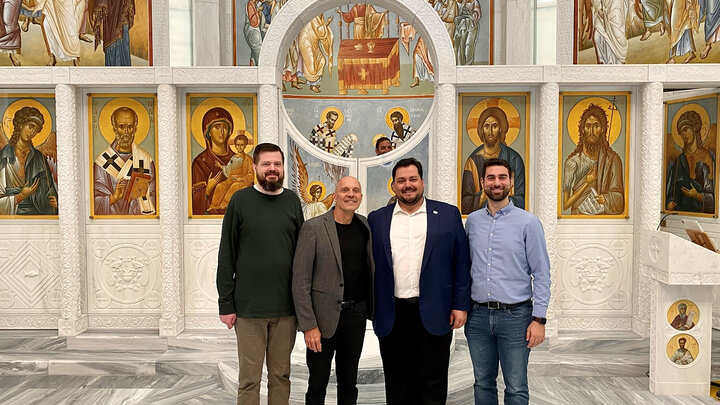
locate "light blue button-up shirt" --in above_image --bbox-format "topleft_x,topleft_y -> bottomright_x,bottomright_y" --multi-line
465,201 -> 551,317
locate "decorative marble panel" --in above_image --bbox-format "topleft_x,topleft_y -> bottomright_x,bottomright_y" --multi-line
0,237 -> 61,328
87,236 -> 162,325
184,237 -> 221,314
556,235 -> 633,317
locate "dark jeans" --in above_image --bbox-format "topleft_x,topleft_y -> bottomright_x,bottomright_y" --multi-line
305,302 -> 367,405
464,301 -> 533,405
379,299 -> 452,405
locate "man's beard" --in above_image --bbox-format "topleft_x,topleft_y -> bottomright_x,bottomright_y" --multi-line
584,138 -> 600,155
117,134 -> 134,150
396,186 -> 423,205
484,186 -> 510,202
394,122 -> 405,139
258,172 -> 284,192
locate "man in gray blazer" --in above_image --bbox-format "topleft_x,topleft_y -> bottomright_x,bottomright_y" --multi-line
292,176 -> 375,405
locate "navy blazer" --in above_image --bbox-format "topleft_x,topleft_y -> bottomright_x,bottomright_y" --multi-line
368,198 -> 471,337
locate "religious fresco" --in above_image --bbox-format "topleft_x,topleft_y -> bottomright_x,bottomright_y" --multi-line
0,94 -> 57,218
287,138 -> 349,220
457,92 -> 529,217
283,97 -> 432,159
186,94 -> 257,218
666,334 -> 699,366
234,1 -> 492,69
575,0 -> 720,64
667,299 -> 699,331
88,94 -> 157,219
0,0 -> 151,66
365,134 -> 429,212
558,92 -> 630,219
663,94 -> 718,217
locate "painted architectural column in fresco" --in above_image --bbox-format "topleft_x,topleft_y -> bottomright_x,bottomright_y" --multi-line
259,84 -> 279,145
633,82 -> 663,338
556,0 -> 574,64
505,0 -> 534,64
537,82 -> 559,338
56,84 -> 88,337
193,0 -> 221,66
434,83 -> 456,204
157,84 -> 184,336
153,0 -> 171,65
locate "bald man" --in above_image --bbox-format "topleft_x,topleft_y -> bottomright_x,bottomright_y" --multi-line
93,107 -> 157,215
292,176 -> 375,405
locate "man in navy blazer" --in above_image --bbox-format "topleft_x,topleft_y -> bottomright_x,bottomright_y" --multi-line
367,157 -> 471,405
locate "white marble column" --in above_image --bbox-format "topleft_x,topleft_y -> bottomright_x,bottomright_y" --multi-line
157,84 -> 185,336
56,84 -> 88,337
258,84 -> 280,145
556,0 -> 574,64
632,82 -> 664,338
505,0 -> 534,65
152,0 -> 170,66
433,83 -> 456,204
193,0 -> 221,66
537,82 -> 559,337
219,0 -> 234,66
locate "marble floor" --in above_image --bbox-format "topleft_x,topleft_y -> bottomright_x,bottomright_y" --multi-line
0,329 -> 719,404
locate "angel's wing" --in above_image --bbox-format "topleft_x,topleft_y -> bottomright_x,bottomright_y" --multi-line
0,122 -> 7,151
322,193 -> 334,210
290,145 -> 311,204
36,131 -> 57,161
666,131 -> 681,163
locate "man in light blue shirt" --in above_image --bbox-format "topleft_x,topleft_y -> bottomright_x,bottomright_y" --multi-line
464,158 -> 551,405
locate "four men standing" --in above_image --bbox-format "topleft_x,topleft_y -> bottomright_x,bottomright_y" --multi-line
217,143 -> 551,405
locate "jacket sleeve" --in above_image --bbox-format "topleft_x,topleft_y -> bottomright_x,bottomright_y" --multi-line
292,221 -> 318,332
216,196 -> 241,315
451,207 -> 472,311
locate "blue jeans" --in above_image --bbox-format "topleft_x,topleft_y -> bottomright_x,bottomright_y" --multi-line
464,301 -> 533,405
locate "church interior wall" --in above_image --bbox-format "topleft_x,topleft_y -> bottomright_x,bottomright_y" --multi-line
0,0 -> 718,341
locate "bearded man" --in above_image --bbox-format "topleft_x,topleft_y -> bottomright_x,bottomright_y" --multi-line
217,143 -> 304,405
93,107 -> 156,216
562,103 -> 624,215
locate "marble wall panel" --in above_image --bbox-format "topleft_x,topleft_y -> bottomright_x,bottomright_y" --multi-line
86,234 -> 162,329
555,232 -> 634,330
183,233 -> 225,330
0,233 -> 61,328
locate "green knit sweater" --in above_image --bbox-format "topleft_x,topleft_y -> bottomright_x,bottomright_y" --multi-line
216,186 -> 304,318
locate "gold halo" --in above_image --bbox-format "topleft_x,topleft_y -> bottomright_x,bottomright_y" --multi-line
567,97 -> 622,146
467,98 -> 521,147
387,177 -> 395,196
385,107 -> 410,130
372,133 -> 390,149
665,333 -> 699,363
306,181 -> 327,200
99,98 -> 151,145
2,99 -> 52,146
229,130 -> 255,154
670,103 -> 710,148
319,107 -> 344,131
191,98 -> 247,149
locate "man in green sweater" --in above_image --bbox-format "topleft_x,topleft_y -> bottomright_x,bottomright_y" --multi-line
217,143 -> 304,405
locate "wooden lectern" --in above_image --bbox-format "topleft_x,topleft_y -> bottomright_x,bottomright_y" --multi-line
640,229 -> 720,395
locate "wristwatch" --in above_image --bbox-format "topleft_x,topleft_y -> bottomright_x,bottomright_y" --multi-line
532,317 -> 547,325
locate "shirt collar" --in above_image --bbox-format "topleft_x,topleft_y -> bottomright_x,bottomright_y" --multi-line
393,197 -> 427,216
254,184 -> 284,196
484,200 -> 514,217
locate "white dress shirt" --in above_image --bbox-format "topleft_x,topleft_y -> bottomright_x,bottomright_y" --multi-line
390,199 -> 427,298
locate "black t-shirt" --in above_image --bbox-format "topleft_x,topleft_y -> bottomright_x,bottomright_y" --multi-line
336,216 -> 369,302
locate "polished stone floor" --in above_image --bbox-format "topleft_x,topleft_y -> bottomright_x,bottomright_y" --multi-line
0,329 -> 719,404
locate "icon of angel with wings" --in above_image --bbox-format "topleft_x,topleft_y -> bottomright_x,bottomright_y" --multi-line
0,105 -> 58,216
290,144 -> 347,220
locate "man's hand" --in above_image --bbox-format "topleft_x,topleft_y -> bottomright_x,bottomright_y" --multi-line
681,186 -> 702,201
449,310 -> 467,329
206,171 -> 223,196
584,166 -> 597,185
526,320 -> 545,348
304,327 -> 322,352
110,180 -> 127,204
48,196 -> 58,208
219,313 -> 236,329
594,194 -> 606,204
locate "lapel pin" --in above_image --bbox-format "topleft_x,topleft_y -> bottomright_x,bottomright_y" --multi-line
433,210 -> 438,215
